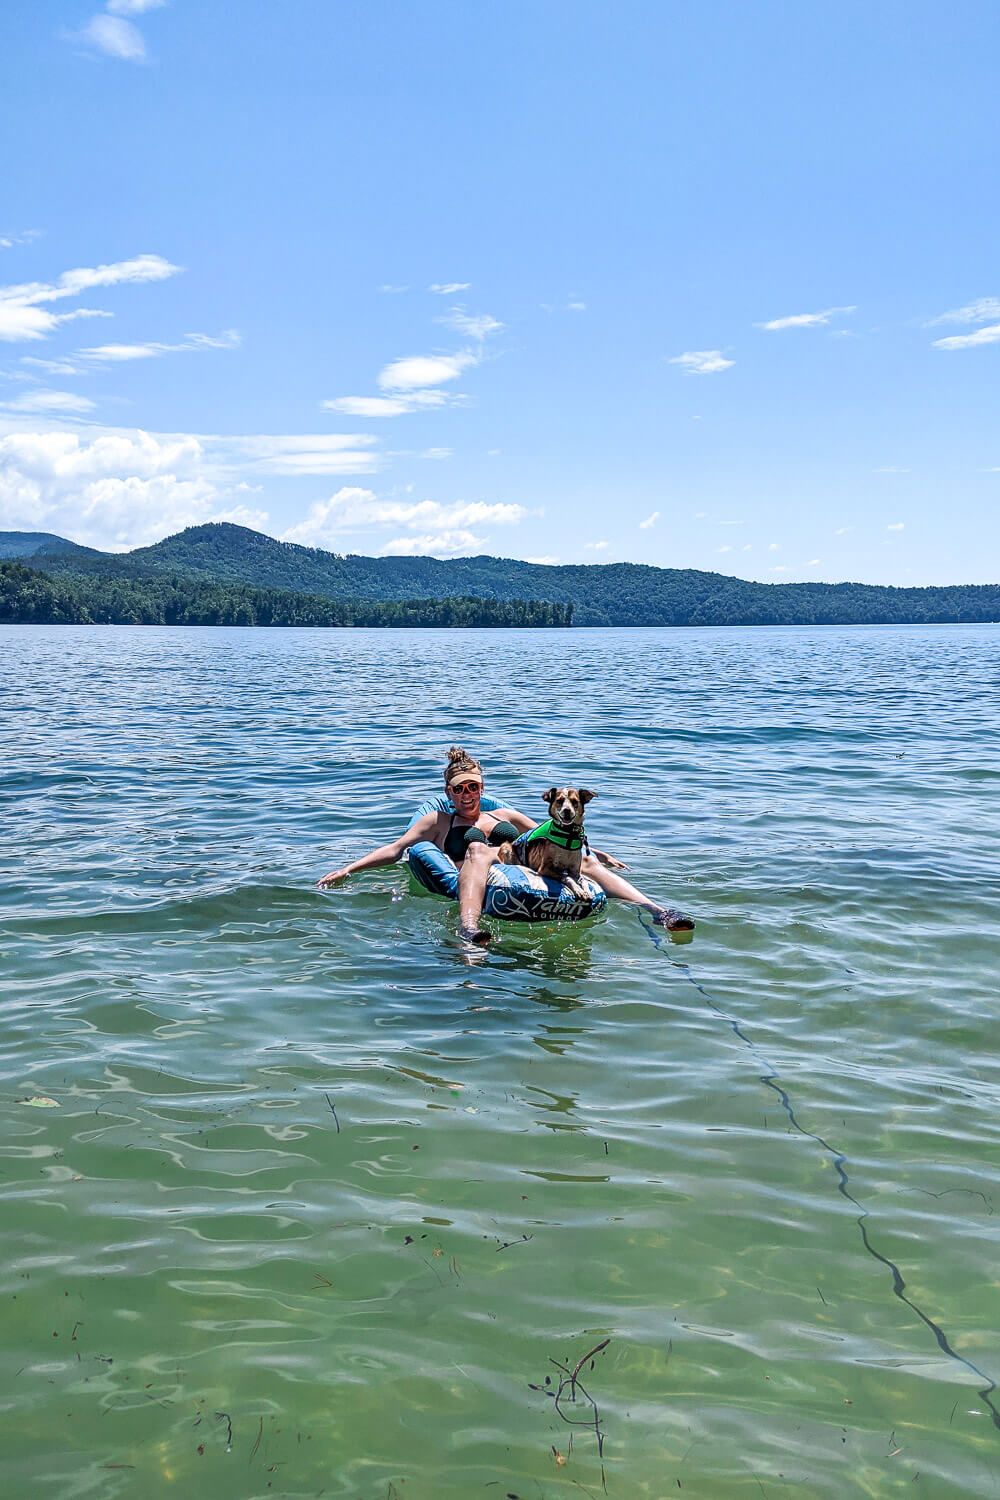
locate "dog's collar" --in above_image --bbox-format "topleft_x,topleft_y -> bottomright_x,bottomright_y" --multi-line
525,818 -> 585,852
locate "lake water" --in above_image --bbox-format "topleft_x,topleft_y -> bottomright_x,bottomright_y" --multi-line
2,622 -> 999,1500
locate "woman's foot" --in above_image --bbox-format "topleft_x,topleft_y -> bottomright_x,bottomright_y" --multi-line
650,905 -> 695,933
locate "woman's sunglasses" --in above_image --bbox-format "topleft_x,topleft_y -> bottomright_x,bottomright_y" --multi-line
450,781 -> 481,795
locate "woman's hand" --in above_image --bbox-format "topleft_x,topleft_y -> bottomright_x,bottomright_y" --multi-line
591,847 -> 629,871
317,868 -> 351,887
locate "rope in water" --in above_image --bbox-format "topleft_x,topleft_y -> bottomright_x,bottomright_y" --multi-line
635,909 -> 1000,1433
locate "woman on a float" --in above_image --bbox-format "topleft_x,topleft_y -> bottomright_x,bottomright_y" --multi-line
318,746 -> 694,946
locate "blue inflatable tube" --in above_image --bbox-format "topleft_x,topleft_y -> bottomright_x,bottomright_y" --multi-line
405,795 -> 607,924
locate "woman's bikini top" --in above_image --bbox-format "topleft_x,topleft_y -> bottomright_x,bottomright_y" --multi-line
441,813 -> 519,863
442,814 -> 472,862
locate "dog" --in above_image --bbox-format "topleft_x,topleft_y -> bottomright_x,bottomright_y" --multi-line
498,787 -> 596,899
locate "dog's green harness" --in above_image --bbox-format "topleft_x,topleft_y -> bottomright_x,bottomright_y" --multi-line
523,819 -> 585,852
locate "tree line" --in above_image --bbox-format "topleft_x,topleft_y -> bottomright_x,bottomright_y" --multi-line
0,562 -> 575,629
27,521 -> 1000,627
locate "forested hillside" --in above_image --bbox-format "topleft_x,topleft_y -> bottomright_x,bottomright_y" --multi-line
0,532 -> 97,561
3,523 -> 999,626
0,562 -> 573,628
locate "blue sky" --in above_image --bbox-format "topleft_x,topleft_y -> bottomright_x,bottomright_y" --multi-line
1,0 -> 998,583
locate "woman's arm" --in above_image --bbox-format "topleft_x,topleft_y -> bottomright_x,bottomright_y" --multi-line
317,812 -> 439,887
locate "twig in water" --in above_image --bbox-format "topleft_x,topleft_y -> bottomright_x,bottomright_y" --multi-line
568,1338 -> 610,1393
496,1234 -> 533,1253
249,1415 -> 263,1465
535,1337 -> 612,1486
214,1410 -> 233,1452
324,1093 -> 340,1133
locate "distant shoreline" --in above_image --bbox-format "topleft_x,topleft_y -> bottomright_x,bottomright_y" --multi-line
3,618 -> 997,632
3,523 -> 1000,628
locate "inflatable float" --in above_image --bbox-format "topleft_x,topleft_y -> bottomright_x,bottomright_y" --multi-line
405,795 -> 607,924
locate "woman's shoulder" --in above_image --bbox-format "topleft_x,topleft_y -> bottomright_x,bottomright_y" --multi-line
490,805 -> 533,828
412,807 -> 448,834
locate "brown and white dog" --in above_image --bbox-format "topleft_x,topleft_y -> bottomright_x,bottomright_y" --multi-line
498,787 -> 596,899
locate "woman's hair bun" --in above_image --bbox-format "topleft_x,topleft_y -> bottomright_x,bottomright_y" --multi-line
445,744 -> 482,776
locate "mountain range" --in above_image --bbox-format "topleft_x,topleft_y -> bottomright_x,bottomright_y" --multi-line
2,523 -> 999,627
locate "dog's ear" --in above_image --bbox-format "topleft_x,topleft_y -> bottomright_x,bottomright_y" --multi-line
542,788 -> 557,804
578,788 -> 597,805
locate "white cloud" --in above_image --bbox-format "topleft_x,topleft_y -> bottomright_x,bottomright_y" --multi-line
0,303 -> 110,342
639,511 -> 659,529
227,434 -> 378,476
928,297 -> 1000,327
933,323 -> 1000,351
524,555 -> 560,565
429,283 -> 470,295
0,428 -> 202,484
887,522 -> 905,531
768,542 -> 780,551
420,447 -> 452,460
805,558 -> 820,567
0,230 -> 42,250
669,350 -> 734,376
567,301 -> 586,312
107,0 -> 167,13
437,308 -> 503,341
0,425 -> 270,549
755,305 -> 856,331
717,545 -> 733,553
834,526 -> 851,535
742,543 -> 752,551
770,565 -> 787,573
321,390 -> 452,418
77,474 -> 216,545
79,15 -> 147,61
280,489 -> 526,550
330,320 -> 493,415
584,540 -> 609,551
3,254 -> 180,304
3,389 -> 95,414
79,329 -> 240,362
379,529 -> 482,557
21,356 -> 83,377
378,284 -> 408,294
0,419 -> 394,550
377,352 -> 477,391
0,253 -> 180,342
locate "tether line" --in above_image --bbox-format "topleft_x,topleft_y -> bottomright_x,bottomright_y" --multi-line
636,910 -> 1000,1432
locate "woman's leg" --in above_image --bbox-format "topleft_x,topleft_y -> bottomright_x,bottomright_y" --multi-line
580,854 -> 694,932
457,842 -> 501,943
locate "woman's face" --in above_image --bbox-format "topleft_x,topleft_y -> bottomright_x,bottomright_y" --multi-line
449,777 -> 482,817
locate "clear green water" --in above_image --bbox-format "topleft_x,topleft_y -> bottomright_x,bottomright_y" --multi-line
2,623 -> 999,1500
